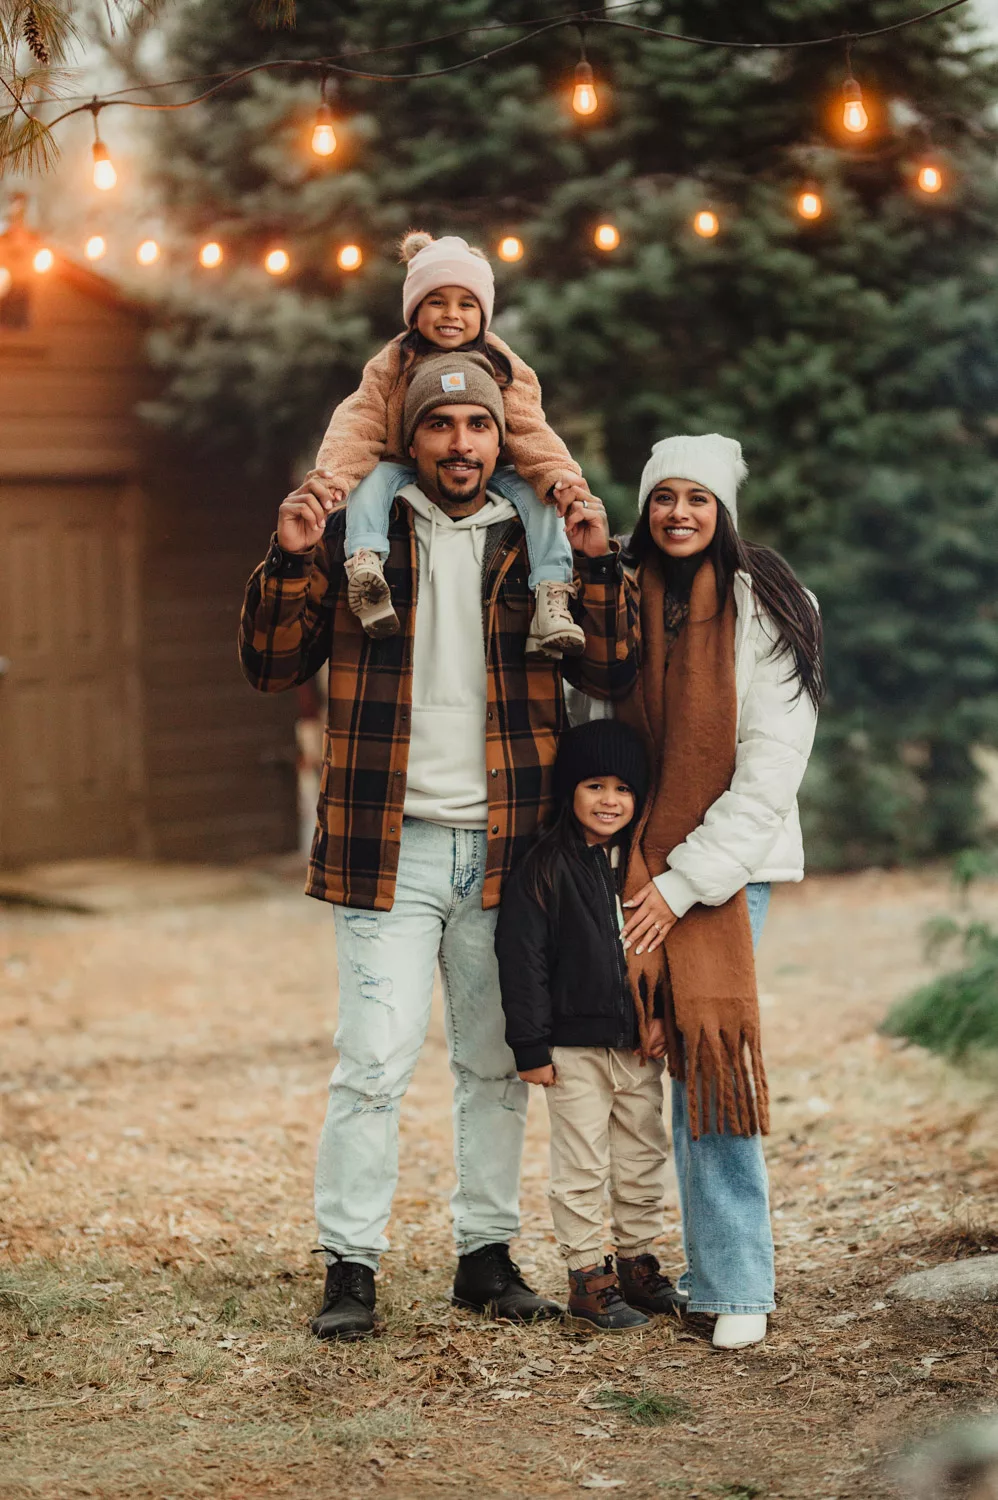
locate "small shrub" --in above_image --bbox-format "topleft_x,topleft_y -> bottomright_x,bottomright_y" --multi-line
593,1387 -> 690,1425
882,919 -> 998,1059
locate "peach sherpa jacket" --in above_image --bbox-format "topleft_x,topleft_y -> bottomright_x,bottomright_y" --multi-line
315,332 -> 582,500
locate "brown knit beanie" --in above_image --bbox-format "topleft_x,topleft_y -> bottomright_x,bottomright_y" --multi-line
403,351 -> 506,449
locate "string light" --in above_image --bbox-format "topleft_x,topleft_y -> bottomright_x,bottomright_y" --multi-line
594,223 -> 620,251
917,163 -> 943,194
842,77 -> 869,134
796,188 -> 823,220
265,248 -> 290,275
92,140 -> 117,192
311,76 -> 337,157
572,60 -> 598,116
311,103 -> 337,156
199,241 -> 223,267
337,244 -> 362,271
498,235 -> 524,262
137,239 -> 160,265
85,234 -> 106,261
33,248 -> 54,273
693,209 -> 720,238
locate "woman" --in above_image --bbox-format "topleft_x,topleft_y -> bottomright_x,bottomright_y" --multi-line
616,433 -> 823,1350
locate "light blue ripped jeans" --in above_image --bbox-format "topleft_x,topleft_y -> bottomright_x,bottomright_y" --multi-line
672,881 -> 776,1315
314,817 -> 528,1271
346,460 -> 574,590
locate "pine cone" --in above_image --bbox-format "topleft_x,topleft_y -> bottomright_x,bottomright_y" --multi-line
23,7 -> 51,65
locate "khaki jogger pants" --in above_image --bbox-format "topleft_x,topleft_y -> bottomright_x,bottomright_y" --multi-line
546,1046 -> 669,1271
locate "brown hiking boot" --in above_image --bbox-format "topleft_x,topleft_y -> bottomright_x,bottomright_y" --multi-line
526,580 -> 585,658
616,1253 -> 684,1316
344,549 -> 399,638
567,1256 -> 650,1333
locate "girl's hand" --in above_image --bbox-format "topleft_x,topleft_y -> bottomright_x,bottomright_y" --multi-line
519,1064 -> 556,1087
622,883 -> 677,954
642,1017 -> 668,1060
551,477 -> 591,518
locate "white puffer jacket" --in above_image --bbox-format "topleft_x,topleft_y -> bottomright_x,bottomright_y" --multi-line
566,570 -> 818,917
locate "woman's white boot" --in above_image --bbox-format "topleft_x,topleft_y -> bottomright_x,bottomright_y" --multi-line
712,1313 -> 767,1350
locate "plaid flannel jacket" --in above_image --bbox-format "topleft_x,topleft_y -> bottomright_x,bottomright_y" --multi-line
239,498 -> 638,911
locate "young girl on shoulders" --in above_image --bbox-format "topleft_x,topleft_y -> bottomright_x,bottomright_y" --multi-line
495,720 -> 683,1332
313,230 -> 587,658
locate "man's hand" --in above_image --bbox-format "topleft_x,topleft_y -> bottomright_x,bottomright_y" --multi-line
622,882 -> 677,954
642,1017 -> 668,1060
276,469 -> 341,554
519,1063 -> 556,1086
561,483 -> 611,558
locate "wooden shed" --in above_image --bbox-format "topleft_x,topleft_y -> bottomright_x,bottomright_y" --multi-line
0,218 -> 298,868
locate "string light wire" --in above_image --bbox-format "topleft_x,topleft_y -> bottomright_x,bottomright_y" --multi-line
31,0 -> 972,134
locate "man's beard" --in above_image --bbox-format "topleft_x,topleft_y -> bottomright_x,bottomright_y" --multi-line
433,459 -> 485,507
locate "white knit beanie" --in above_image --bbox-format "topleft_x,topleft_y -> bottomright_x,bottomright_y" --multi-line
638,434 -> 748,528
401,233 -> 495,329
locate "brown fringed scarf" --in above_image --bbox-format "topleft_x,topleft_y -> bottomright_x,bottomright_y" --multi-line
617,556 -> 770,1141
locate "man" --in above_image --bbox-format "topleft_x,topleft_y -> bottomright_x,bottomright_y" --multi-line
239,351 -> 637,1338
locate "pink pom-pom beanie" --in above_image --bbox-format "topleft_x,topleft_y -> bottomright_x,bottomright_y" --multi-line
402,235 -> 496,328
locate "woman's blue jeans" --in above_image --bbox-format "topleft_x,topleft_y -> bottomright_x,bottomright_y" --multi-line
671,881 -> 776,1315
345,460 -> 574,589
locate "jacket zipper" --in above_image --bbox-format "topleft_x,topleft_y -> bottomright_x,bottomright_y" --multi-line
595,850 -> 631,1049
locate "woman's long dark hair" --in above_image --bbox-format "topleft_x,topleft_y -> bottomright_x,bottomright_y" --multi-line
623,496 -> 825,710
397,321 -> 513,388
526,799 -> 634,913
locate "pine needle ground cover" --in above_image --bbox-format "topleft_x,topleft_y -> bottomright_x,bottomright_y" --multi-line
3,869 -> 998,1498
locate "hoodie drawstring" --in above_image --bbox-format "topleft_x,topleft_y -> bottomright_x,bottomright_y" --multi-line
424,502 -> 489,583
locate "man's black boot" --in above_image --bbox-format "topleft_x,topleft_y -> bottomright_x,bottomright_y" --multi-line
453,1242 -> 563,1323
310,1257 -> 376,1341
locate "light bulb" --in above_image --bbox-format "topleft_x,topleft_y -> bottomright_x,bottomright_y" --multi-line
137,239 -> 160,266
265,248 -> 290,276
33,248 -> 54,273
693,210 -> 719,238
842,78 -> 868,134
498,235 -> 524,263
917,164 -> 943,194
797,190 -> 822,221
92,140 -> 117,191
199,241 -> 223,268
337,244 -> 362,272
311,102 -> 337,158
572,60 -> 598,116
593,222 -> 620,251
85,235 -> 106,261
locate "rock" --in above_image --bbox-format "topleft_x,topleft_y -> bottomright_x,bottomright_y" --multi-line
889,1255 -> 998,1304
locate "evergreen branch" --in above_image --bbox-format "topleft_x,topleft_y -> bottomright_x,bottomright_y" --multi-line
252,0 -> 294,28
0,105 -> 58,170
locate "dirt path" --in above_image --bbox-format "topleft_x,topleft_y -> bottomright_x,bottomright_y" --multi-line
2,868 -> 998,1499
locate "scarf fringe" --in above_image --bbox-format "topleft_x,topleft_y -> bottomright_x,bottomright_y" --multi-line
679,1022 -> 770,1141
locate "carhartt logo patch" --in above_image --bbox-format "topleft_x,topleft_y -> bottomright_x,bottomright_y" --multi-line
441,371 -> 466,392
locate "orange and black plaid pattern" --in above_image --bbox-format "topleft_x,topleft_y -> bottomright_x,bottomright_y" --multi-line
239,500 -> 638,911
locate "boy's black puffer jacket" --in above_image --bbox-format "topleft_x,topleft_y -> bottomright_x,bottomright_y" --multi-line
495,841 -> 638,1072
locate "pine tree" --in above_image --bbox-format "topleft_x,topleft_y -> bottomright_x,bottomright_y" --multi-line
144,0 -> 998,864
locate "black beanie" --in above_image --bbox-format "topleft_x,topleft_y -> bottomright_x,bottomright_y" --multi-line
553,719 -> 650,814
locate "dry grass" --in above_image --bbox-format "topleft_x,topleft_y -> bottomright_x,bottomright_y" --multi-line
4,869 -> 998,1497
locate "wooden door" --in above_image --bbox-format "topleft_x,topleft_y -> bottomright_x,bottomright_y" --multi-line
0,481 -> 141,865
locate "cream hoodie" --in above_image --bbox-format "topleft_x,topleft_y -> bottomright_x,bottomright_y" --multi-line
400,482 -> 517,829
